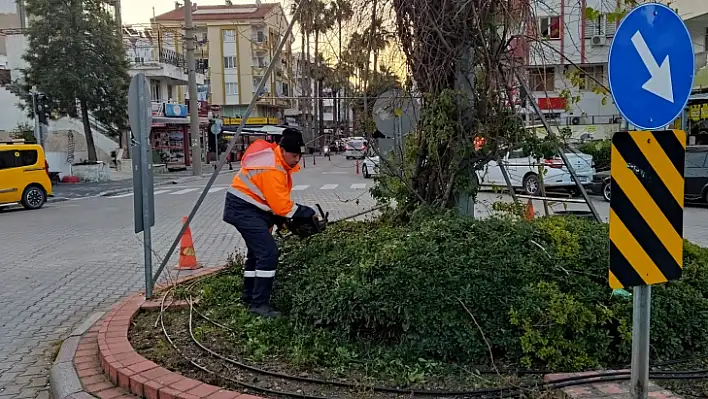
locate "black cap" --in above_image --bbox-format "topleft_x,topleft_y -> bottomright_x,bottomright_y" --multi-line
279,127 -> 305,154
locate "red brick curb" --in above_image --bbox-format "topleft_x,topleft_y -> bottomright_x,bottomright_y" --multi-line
545,371 -> 683,398
58,266 -> 685,399
94,267 -> 265,399
49,266 -> 265,399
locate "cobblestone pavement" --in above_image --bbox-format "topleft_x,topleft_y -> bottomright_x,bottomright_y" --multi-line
1,155 -> 707,399
0,156 -> 374,399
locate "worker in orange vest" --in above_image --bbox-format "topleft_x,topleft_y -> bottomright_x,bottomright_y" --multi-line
223,128 -> 316,318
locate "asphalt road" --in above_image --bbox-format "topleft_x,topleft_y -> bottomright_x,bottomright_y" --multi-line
0,154 -> 706,399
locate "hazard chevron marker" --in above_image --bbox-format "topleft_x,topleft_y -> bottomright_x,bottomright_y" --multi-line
609,130 -> 686,289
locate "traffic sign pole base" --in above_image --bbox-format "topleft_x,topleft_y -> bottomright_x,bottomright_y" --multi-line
630,285 -> 651,399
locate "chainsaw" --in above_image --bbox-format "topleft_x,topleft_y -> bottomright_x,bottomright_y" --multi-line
276,204 -> 329,239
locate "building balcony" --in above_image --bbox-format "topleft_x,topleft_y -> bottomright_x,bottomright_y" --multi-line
251,36 -> 268,49
126,48 -> 206,85
128,58 -> 206,86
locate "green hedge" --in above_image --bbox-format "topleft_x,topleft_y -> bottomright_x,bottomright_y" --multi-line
578,140 -> 611,172
272,211 -> 708,371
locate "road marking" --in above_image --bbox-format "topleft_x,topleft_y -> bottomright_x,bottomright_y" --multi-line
320,184 -> 338,190
153,190 -> 170,195
170,188 -> 199,195
292,185 -> 309,191
108,193 -> 133,198
351,183 -> 367,189
208,187 -> 227,193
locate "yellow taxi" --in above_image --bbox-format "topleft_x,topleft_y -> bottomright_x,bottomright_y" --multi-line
0,140 -> 53,210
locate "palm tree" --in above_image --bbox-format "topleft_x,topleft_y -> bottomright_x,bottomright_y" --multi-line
311,1 -> 332,144
327,0 -> 353,134
362,17 -> 392,75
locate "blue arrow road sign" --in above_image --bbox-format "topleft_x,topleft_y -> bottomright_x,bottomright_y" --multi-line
608,3 -> 695,130
210,119 -> 223,135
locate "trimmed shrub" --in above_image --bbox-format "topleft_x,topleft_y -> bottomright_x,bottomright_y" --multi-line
272,211 -> 708,370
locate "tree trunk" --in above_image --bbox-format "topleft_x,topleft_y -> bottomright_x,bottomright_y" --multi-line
81,99 -> 98,162
362,0 -> 377,129
315,28 -> 324,147
305,34 -> 312,145
300,30 -> 307,135
333,88 -> 338,138
338,17 -> 342,137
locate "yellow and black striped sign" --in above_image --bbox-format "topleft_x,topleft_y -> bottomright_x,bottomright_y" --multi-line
609,130 -> 686,289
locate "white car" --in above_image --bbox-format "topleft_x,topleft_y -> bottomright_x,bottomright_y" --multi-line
362,155 -> 379,178
344,139 -> 367,159
476,147 -> 595,195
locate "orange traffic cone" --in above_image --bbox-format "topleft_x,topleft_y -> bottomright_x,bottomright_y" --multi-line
175,216 -> 202,270
524,199 -> 535,220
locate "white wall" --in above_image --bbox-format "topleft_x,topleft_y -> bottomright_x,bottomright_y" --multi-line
0,86 -> 32,131
6,34 -> 26,82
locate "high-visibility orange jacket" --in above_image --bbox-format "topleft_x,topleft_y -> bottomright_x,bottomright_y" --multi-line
227,139 -> 301,217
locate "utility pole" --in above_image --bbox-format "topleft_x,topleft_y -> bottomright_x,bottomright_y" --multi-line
115,0 -> 127,153
114,0 -> 122,36
184,0 -> 203,176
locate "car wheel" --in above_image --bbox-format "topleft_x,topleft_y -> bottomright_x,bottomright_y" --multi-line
522,174 -> 542,196
346,156 -> 351,160
603,181 -> 611,202
362,164 -> 371,178
21,185 -> 46,210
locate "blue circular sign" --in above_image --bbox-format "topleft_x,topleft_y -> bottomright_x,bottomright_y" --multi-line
608,3 -> 695,130
210,120 -> 222,135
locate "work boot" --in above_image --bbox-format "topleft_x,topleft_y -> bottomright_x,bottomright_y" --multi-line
248,303 -> 282,319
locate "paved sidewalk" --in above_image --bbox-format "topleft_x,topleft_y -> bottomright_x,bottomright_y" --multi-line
0,173 -> 376,399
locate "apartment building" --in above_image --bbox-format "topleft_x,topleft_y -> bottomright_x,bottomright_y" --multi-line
520,0 -> 708,129
154,2 -> 293,123
123,24 -> 205,110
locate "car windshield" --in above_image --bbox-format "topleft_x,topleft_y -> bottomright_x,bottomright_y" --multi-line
349,140 -> 364,148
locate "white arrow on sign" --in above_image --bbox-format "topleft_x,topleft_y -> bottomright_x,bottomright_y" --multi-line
631,31 -> 674,103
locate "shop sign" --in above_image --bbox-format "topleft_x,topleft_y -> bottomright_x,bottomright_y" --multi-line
164,103 -> 188,117
223,117 -> 280,125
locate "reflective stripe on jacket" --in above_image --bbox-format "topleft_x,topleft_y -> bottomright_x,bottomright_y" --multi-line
228,139 -> 300,217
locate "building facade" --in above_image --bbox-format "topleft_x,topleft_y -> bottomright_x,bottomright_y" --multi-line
123,24 -> 205,111
154,2 -> 293,122
520,0 -> 708,132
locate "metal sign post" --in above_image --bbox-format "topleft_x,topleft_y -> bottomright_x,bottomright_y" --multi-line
607,4 -> 694,398
211,118 -> 222,168
128,73 -> 156,299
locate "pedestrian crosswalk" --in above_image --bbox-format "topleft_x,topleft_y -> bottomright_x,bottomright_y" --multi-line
106,183 -> 369,199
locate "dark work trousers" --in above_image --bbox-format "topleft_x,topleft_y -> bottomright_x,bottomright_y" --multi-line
223,192 -> 278,306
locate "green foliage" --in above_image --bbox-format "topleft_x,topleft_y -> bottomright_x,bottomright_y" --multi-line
251,213 -> 708,372
20,0 -> 129,160
578,140 -> 611,172
10,123 -> 36,144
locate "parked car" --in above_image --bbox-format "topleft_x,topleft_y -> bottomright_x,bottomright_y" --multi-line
476,147 -> 595,195
0,140 -> 53,210
344,138 -> 367,160
589,170 -> 611,202
362,155 -> 379,178
592,145 -> 708,203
